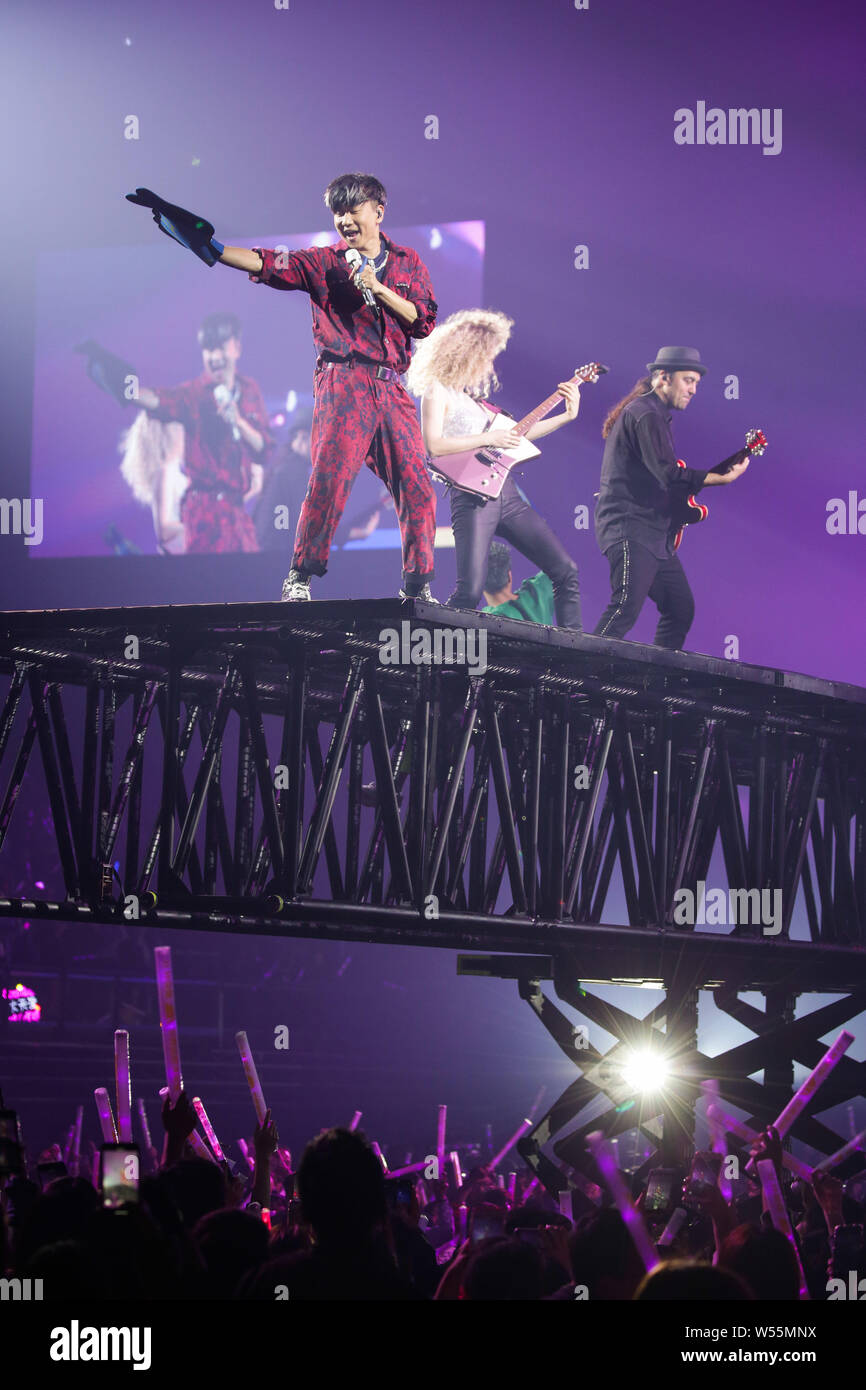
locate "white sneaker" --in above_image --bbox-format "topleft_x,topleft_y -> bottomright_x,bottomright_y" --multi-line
281,569 -> 311,601
399,583 -> 440,604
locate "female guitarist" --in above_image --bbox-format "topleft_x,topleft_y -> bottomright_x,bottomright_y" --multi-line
405,309 -> 584,629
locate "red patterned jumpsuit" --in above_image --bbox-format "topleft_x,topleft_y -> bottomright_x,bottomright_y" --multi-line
249,234 -> 438,585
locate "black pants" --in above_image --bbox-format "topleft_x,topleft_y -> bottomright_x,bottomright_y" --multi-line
593,537 -> 695,649
446,475 -> 582,630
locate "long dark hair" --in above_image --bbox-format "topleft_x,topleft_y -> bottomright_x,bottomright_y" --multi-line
602,375 -> 656,439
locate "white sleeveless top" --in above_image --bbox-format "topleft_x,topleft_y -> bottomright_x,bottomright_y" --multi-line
439,388 -> 497,439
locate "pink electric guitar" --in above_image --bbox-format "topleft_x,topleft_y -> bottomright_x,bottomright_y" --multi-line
430,362 -> 608,500
671,428 -> 767,551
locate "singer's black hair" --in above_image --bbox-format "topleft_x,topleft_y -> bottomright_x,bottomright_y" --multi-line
324,173 -> 387,215
484,541 -> 512,596
198,312 -> 242,350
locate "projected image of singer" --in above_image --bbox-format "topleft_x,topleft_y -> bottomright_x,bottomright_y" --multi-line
135,313 -> 273,553
214,173 -> 439,600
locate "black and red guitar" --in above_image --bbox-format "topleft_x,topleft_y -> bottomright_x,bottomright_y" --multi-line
671,428 -> 767,551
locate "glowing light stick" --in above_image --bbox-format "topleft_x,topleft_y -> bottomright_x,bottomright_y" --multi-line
235,1031 -> 267,1124
114,1030 -> 133,1142
523,1177 -> 539,1199
371,1141 -> 388,1172
436,1104 -> 447,1177
388,1160 -> 428,1177
705,1102 -> 814,1181
154,947 -> 183,1101
812,1128 -> 866,1175
192,1097 -> 225,1163
658,1206 -> 688,1248
188,1130 -> 217,1163
237,1138 -> 255,1172
701,1080 -> 732,1201
94,1087 -> 118,1143
71,1105 -> 83,1177
449,1150 -> 462,1193
489,1117 -> 533,1171
63,1122 -> 75,1167
349,1110 -> 362,1132
137,1099 -> 158,1167
757,1159 -> 810,1299
772,1031 -> 855,1139
587,1131 -> 658,1274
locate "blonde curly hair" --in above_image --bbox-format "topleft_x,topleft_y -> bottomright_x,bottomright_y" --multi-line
119,411 -> 184,505
406,309 -> 513,398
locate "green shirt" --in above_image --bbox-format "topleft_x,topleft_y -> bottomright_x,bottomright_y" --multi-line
481,572 -> 555,625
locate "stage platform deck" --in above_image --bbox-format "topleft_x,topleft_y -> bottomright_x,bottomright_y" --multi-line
0,599 -> 863,991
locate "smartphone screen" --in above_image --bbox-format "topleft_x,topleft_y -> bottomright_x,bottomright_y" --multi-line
469,1205 -> 507,1243
100,1144 -> 140,1208
687,1151 -> 722,1198
645,1169 -> 678,1213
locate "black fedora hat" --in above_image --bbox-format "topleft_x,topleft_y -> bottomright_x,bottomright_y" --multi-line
646,346 -> 707,376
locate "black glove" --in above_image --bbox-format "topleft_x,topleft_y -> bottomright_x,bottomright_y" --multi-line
74,339 -> 138,407
125,187 -> 221,267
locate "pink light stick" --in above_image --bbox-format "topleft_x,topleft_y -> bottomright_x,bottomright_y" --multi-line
137,1099 -> 158,1168
757,1159 -> 810,1299
812,1128 -> 866,1174
705,1103 -> 814,1181
188,1130 -> 217,1163
772,1031 -> 855,1140
154,947 -> 184,1102
371,1141 -> 388,1172
449,1150 -> 462,1193
388,1160 -> 428,1177
523,1177 -> 539,1199
489,1117 -> 533,1171
235,1031 -> 268,1124
349,1110 -> 362,1132
94,1087 -> 118,1143
62,1122 -> 75,1166
436,1104 -> 447,1177
587,1131 -> 658,1274
700,1081 -> 732,1201
114,1030 -> 133,1142
71,1104 -> 83,1177
237,1138 -> 255,1172
192,1097 -> 226,1163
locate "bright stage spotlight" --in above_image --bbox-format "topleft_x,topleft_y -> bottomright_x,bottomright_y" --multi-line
620,1048 -> 670,1094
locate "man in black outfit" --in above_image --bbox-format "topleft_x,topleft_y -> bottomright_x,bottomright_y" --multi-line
592,346 -> 749,649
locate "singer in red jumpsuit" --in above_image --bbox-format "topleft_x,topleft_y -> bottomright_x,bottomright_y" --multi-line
238,173 -> 439,596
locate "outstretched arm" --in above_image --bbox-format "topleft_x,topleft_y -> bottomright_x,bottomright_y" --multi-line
215,245 -> 264,275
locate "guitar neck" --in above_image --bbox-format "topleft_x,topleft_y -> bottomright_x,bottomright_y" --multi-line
513,387 -> 567,438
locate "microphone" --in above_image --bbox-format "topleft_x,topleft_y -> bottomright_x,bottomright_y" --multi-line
213,383 -> 241,441
345,248 -> 379,316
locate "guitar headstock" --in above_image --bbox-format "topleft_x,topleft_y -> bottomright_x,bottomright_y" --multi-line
745,428 -> 767,456
574,362 -> 609,384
